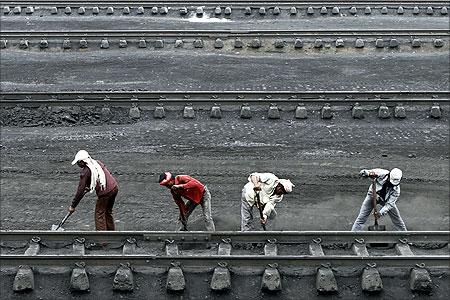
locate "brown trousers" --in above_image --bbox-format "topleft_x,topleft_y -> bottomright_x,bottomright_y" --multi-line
95,186 -> 118,231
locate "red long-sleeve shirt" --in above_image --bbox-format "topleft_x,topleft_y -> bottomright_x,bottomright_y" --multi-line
171,175 -> 205,216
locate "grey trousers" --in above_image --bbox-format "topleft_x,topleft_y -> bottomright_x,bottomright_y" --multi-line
178,186 -> 215,231
241,189 -> 277,231
351,191 -> 407,231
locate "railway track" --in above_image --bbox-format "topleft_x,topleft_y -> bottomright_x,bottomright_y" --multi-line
1,29 -> 448,50
1,90 -> 449,105
2,0 -> 449,6
0,231 -> 448,294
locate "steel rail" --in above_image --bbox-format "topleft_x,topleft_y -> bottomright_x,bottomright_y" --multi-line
1,230 -> 448,244
1,29 -> 448,38
3,1 -> 449,3
1,91 -> 448,105
1,91 -> 449,104
0,254 -> 448,268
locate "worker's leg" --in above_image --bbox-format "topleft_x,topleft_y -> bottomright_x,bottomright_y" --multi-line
95,196 -> 108,231
199,186 -> 216,231
105,186 -> 118,231
351,192 -> 374,231
241,189 -> 254,231
387,204 -> 407,231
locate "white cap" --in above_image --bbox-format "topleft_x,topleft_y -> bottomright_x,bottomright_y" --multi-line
389,168 -> 402,185
278,179 -> 295,193
71,150 -> 90,165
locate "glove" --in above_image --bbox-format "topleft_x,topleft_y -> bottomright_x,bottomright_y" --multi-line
378,207 -> 387,216
359,169 -> 369,177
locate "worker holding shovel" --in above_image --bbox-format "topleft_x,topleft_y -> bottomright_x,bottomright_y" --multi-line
351,168 -> 407,231
241,172 -> 294,231
68,150 -> 119,231
159,172 -> 215,231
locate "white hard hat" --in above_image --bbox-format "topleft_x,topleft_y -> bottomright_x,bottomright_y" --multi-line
390,168 -> 402,185
71,150 -> 90,165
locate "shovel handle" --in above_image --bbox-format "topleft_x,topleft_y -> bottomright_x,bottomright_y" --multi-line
371,178 -> 379,222
255,192 -> 267,231
55,211 -> 73,230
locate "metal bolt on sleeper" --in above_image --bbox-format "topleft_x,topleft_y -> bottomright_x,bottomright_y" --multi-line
234,38 -> 244,48
215,6 -> 222,15
332,7 -> 340,15
259,7 -> 266,15
100,39 -> 109,49
25,6 -> 34,14
413,7 -> 420,14
364,7 -> 372,14
314,39 -> 324,48
320,7 -> 328,14
397,7 -> 404,14
307,7 -> 314,15
175,39 -> 183,48
3,6 -> 10,14
224,7 -> 231,15
13,6 -> 21,14
160,7 -> 168,14
78,7 -> 85,15
349,7 -> 357,15
214,38 -> 224,49
137,7 -> 144,14
151,7 -> 158,14
245,7 -> 252,15
290,7 -> 297,15
79,39 -> 88,48
335,38 -> 345,48
106,7 -> 114,14
355,39 -> 365,48
92,7 -> 99,14
294,39 -> 304,48
119,40 -> 127,48
180,7 -> 188,15
64,7 -> 71,14
411,38 -> 421,48
381,7 -> 388,14
139,39 -> 147,48
123,7 -> 130,14
273,7 -> 281,15
155,40 -> 164,48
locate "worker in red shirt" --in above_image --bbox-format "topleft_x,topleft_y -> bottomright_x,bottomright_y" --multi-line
159,172 -> 215,231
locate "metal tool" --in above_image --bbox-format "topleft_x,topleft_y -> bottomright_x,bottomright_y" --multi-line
51,211 -> 73,231
255,192 -> 267,231
368,178 -> 386,231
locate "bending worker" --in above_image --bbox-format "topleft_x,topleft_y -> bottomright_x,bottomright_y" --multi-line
241,172 -> 294,231
69,150 -> 119,231
159,172 -> 215,231
351,168 -> 407,231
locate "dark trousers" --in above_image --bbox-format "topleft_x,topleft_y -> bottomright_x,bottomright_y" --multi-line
95,186 -> 118,231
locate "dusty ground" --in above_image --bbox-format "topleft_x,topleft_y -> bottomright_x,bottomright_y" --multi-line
0,110 -> 448,231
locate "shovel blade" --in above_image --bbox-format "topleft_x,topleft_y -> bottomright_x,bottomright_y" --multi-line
368,224 -> 386,231
51,224 -> 65,231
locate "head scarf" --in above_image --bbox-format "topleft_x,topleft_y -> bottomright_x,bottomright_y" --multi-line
72,150 -> 106,192
278,179 -> 294,193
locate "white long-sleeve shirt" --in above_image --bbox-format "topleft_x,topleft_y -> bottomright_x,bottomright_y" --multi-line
243,172 -> 283,219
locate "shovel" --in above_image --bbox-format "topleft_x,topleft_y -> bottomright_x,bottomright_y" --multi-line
51,211 -> 73,231
368,178 -> 386,231
255,192 -> 267,231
